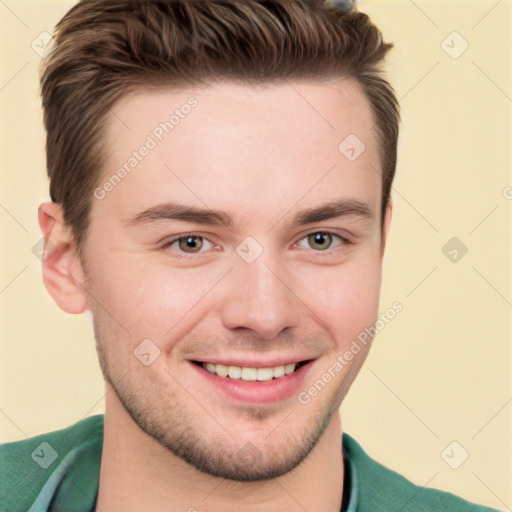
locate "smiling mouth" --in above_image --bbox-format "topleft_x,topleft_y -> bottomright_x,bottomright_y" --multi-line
191,360 -> 311,382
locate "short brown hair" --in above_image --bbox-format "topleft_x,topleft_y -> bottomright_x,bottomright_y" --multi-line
40,0 -> 400,257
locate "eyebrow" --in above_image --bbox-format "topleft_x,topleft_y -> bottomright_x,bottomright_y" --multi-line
124,198 -> 374,231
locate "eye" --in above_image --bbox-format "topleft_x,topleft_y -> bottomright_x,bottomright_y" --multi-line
294,231 -> 350,252
162,234 -> 218,257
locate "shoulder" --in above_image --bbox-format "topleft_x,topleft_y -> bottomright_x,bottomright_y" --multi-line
0,415 -> 104,511
342,432 -> 499,512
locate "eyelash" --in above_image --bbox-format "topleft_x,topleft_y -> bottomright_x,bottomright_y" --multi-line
161,231 -> 352,259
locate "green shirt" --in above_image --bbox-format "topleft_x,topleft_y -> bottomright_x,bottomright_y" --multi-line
0,415 -> 498,511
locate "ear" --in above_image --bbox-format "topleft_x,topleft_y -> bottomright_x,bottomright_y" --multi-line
37,202 -> 90,314
380,203 -> 392,258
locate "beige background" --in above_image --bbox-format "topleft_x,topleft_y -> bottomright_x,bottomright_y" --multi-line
1,0 -> 510,510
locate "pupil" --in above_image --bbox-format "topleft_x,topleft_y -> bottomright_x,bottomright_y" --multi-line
310,232 -> 331,250
180,236 -> 202,252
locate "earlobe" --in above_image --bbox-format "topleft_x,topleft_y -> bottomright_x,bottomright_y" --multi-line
38,202 -> 90,314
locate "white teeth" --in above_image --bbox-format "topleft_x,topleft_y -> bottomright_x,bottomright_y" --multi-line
256,367 -> 274,381
216,364 -> 228,377
241,367 -> 257,381
273,365 -> 285,378
202,362 -> 298,381
228,365 -> 242,379
284,363 -> 296,375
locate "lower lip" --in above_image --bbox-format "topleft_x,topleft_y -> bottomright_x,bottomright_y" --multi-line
189,361 -> 314,404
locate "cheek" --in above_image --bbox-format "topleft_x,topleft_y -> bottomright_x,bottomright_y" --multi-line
299,252 -> 382,345
87,240 -> 382,353
87,251 -> 228,339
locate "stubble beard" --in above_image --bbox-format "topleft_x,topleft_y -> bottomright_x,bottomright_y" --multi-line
93,327 -> 346,482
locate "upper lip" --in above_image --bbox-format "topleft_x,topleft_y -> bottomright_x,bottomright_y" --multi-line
190,356 -> 317,368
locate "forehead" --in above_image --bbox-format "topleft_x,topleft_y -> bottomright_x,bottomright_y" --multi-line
99,79 -> 381,227
109,79 -> 376,146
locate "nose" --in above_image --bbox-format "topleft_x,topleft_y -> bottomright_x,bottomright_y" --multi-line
219,251 -> 301,340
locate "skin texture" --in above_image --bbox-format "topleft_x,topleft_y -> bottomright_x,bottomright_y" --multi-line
39,78 -> 392,512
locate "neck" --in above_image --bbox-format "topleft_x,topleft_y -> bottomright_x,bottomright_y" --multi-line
95,392 -> 344,512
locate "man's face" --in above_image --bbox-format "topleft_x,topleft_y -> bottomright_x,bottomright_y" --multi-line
81,79 -> 389,480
